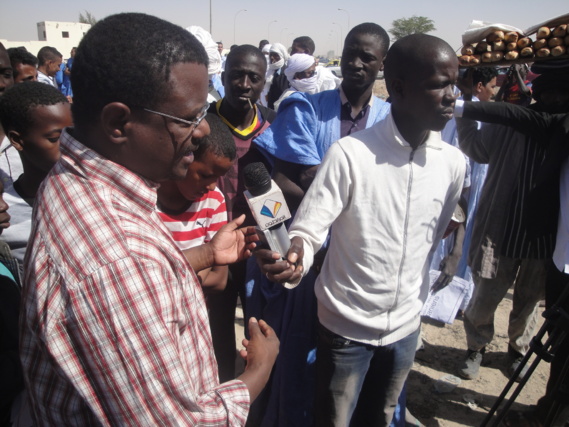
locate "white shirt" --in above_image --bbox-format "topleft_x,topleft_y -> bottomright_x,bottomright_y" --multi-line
289,108 -> 465,346
37,70 -> 57,88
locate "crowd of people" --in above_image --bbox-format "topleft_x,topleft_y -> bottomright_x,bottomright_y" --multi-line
0,11 -> 568,427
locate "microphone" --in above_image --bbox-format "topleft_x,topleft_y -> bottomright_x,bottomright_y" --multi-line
243,162 -> 292,258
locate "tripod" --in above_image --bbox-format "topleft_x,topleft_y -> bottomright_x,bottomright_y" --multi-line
481,284 -> 569,427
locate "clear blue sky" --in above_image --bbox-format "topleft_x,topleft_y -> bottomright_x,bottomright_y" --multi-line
1,0 -> 567,57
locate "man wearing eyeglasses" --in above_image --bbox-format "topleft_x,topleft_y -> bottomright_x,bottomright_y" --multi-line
19,13 -> 279,426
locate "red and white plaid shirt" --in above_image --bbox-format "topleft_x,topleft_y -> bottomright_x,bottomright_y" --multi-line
20,130 -> 250,426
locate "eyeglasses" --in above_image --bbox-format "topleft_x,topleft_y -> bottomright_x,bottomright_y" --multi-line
142,104 -> 208,139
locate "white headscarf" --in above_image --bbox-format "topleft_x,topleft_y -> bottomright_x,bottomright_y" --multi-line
262,44 -> 272,55
186,25 -> 222,75
269,43 -> 289,71
284,54 -> 318,95
284,53 -> 315,82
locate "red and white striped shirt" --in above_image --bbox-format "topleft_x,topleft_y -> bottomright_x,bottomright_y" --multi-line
20,130 -> 250,426
157,188 -> 227,251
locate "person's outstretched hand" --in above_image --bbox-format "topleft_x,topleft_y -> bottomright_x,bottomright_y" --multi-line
209,214 -> 259,265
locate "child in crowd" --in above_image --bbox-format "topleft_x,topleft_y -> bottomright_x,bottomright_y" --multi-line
157,114 -> 236,292
0,81 -> 72,266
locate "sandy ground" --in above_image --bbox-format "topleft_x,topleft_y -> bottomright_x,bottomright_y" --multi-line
232,79 -> 550,425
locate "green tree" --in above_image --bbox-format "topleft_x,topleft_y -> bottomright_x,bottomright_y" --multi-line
389,16 -> 436,41
79,11 -> 97,25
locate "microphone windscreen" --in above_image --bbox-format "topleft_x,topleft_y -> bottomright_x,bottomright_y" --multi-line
243,162 -> 272,196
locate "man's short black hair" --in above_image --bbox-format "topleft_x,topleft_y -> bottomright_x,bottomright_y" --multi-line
225,45 -> 266,74
471,67 -> 498,86
8,47 -> 38,79
292,36 -> 315,55
37,46 -> 62,66
258,40 -> 270,50
71,13 -> 208,130
0,81 -> 68,134
194,114 -> 236,161
384,33 -> 455,88
345,23 -> 390,54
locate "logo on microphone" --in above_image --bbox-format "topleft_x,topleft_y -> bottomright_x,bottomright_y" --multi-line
260,199 -> 282,218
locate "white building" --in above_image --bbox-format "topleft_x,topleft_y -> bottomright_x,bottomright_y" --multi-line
1,21 -> 91,60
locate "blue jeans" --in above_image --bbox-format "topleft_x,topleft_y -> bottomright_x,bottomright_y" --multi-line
315,323 -> 419,427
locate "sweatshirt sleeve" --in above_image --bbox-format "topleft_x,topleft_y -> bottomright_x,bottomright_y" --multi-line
288,141 -> 352,273
462,101 -> 556,139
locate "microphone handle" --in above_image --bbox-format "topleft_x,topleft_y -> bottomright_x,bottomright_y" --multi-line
257,222 -> 290,257
257,224 -> 300,289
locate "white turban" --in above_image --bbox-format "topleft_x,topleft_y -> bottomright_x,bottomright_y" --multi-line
284,53 -> 315,83
269,43 -> 289,63
262,44 -> 272,54
186,25 -> 222,75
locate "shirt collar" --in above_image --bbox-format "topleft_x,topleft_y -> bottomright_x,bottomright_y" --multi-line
386,107 -> 444,150
338,85 -> 375,108
59,129 -> 159,213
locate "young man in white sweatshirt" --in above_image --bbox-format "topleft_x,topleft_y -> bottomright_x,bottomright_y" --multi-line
257,33 -> 465,427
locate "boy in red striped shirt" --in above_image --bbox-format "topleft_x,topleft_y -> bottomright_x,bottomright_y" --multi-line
158,114 -> 236,292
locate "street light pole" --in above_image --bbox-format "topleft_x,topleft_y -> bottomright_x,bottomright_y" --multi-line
233,9 -> 247,45
268,20 -> 277,41
338,8 -> 350,31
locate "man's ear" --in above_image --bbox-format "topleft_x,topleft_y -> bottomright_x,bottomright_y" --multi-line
7,130 -> 24,151
474,81 -> 483,95
100,102 -> 132,145
379,57 -> 386,72
390,78 -> 404,99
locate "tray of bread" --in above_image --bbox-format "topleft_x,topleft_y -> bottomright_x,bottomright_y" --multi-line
458,13 -> 569,67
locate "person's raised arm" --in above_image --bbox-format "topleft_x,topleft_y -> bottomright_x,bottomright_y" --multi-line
183,214 -> 258,272
198,265 -> 229,293
460,100 -> 556,138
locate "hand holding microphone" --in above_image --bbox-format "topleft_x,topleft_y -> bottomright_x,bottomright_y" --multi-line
243,162 -> 304,288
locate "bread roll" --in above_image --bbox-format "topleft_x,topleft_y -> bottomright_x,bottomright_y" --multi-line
548,37 -> 563,48
504,51 -> 519,60
461,45 -> 475,55
552,45 -> 567,57
505,31 -> 519,43
537,27 -> 551,39
492,40 -> 506,51
552,24 -> 567,37
533,39 -> 547,50
458,55 -> 471,66
520,46 -> 534,57
506,42 -> 517,51
487,30 -> 504,43
481,52 -> 493,62
490,51 -> 504,62
517,37 -> 531,48
536,48 -> 551,58
475,41 -> 490,53
469,55 -> 481,65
